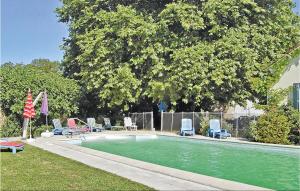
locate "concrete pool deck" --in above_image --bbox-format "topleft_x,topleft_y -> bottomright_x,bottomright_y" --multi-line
23,131 -> 278,191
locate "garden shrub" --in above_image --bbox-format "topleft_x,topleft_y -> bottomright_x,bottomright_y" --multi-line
32,125 -> 52,138
199,118 -> 209,136
281,105 -> 300,145
250,109 -> 291,144
222,120 -> 234,133
1,116 -> 22,137
0,62 -> 80,137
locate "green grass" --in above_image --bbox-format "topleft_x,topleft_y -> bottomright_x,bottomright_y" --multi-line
1,144 -> 154,191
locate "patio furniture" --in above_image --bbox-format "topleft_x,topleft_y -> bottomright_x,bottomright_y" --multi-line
87,118 -> 104,132
52,119 -> 67,135
103,118 -> 126,131
208,119 -> 231,138
67,118 -> 90,133
0,141 -> 24,154
124,117 -> 137,131
180,118 -> 195,136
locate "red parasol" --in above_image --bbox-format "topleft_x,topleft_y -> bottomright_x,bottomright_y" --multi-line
23,89 -> 36,119
23,89 -> 35,140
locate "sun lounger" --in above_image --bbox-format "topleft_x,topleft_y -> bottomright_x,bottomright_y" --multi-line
87,118 -> 104,132
124,117 -> 137,131
52,119 -> 68,135
208,119 -> 231,138
0,141 -> 24,154
180,118 -> 195,136
66,118 -> 90,135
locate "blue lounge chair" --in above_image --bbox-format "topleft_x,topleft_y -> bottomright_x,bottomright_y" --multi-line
208,119 -> 231,138
180,118 -> 195,136
87,118 -> 104,132
52,119 -> 67,135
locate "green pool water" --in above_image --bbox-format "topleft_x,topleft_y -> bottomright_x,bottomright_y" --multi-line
80,135 -> 300,190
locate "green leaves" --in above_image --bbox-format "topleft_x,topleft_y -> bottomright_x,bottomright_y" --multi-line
99,65 -> 141,110
0,62 -> 80,131
159,2 -> 205,31
57,0 -> 300,111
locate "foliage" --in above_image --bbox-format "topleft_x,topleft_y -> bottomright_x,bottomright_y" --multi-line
0,115 -> 22,138
222,120 -> 234,133
57,0 -> 300,111
30,58 -> 61,73
199,117 -> 209,136
31,125 -> 52,138
0,109 -> 6,135
250,109 -> 291,144
1,144 -> 153,191
251,88 -> 300,144
0,62 -> 80,137
282,105 -> 300,144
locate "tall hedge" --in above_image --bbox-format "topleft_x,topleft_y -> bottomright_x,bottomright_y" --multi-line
0,62 -> 80,137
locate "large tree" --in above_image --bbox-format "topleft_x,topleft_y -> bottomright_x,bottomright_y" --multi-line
57,0 -> 300,112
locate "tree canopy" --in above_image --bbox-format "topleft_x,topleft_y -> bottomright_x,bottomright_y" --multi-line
57,0 -> 300,111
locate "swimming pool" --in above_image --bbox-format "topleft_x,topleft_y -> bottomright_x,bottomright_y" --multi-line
80,135 -> 300,190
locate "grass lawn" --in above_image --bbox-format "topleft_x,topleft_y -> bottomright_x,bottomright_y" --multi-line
1,144 -> 154,190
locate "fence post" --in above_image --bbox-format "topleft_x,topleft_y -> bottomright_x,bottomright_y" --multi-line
192,111 -> 195,129
151,112 -> 154,131
220,111 -> 223,129
235,113 -> 238,138
171,112 -> 173,132
143,112 -> 145,130
161,112 -> 163,132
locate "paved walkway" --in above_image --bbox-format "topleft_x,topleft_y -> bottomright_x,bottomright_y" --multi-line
25,132 -> 270,191
29,138 -> 217,190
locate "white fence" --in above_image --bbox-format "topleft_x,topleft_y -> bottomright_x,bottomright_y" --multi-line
160,112 -> 260,138
129,112 -> 154,131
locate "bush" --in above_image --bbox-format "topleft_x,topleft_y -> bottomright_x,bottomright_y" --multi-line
222,120 -> 234,133
281,105 -> 300,144
0,62 -> 80,137
32,125 -> 52,138
250,109 -> 291,144
199,118 -> 209,136
1,116 -> 22,137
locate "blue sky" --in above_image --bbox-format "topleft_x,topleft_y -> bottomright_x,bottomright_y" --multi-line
1,0 -> 299,64
1,0 -> 68,64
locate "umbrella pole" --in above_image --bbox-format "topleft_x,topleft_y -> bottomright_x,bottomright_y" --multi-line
29,118 -> 32,139
46,115 -> 48,126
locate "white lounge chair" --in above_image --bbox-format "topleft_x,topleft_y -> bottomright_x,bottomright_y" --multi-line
87,118 -> 104,132
124,117 -> 137,131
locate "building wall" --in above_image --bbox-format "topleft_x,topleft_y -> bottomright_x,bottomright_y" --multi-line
273,55 -> 300,89
227,55 -> 300,115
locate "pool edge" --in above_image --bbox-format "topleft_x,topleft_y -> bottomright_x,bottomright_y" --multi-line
30,135 -> 271,191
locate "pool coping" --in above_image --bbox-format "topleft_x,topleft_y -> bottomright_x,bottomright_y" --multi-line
26,132 -> 273,191
157,133 -> 300,150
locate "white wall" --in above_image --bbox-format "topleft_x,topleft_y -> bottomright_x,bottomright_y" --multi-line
227,55 -> 300,115
273,55 -> 300,89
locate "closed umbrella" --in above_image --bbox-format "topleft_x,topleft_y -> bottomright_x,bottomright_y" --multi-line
41,91 -> 48,125
23,89 -> 36,140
